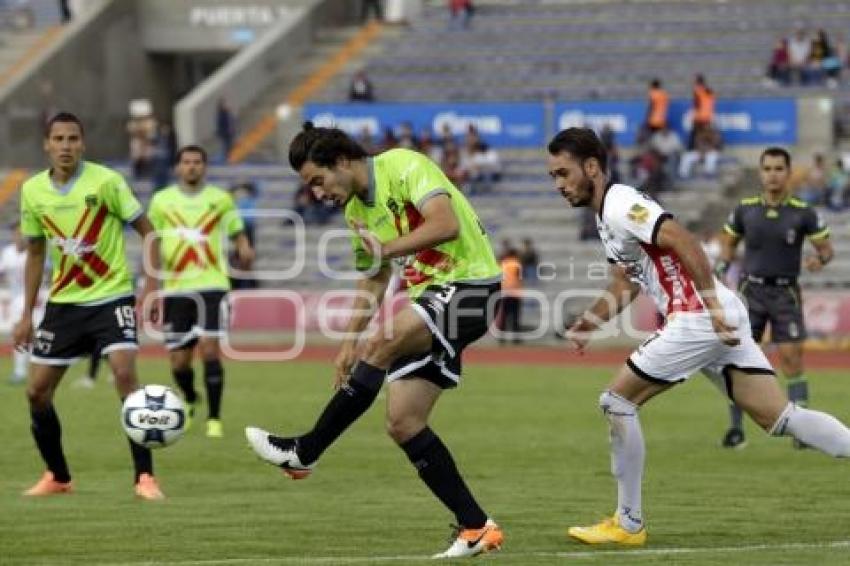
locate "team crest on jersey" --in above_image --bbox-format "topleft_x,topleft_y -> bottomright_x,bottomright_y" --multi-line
627,203 -> 650,224
386,198 -> 400,215
766,209 -> 779,219
85,194 -> 98,208
786,229 -> 796,244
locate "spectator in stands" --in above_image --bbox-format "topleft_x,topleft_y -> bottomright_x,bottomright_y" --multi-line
497,247 -> 523,345
216,98 -> 235,162
650,124 -> 684,184
497,239 -> 512,261
798,153 -> 828,205
519,238 -> 539,283
438,122 -> 455,147
397,121 -> 417,149
441,142 -> 468,191
379,126 -> 398,151
448,0 -> 473,30
788,26 -> 812,85
463,142 -> 501,195
126,107 -> 157,179
59,0 -> 71,23
827,158 -> 848,211
349,69 -> 375,102
356,127 -> 376,154
645,78 -> 669,133
689,74 -> 715,149
151,122 -> 176,191
812,28 -> 841,88
417,129 -> 443,164
679,125 -> 722,179
361,0 -> 383,22
767,37 -> 791,86
600,125 -> 621,184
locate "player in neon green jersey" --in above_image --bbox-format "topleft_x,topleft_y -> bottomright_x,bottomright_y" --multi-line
246,123 -> 504,559
13,112 -> 165,500
148,145 -> 254,438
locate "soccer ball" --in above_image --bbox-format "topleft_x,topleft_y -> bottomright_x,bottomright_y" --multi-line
121,385 -> 186,449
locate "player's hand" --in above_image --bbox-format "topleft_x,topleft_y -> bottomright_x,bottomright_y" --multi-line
12,318 -> 33,353
564,317 -> 595,354
804,254 -> 824,272
333,342 -> 359,389
710,313 -> 740,346
139,279 -> 159,324
237,245 -> 255,270
353,221 -> 383,259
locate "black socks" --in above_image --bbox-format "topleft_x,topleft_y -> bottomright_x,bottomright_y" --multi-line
30,404 -> 71,483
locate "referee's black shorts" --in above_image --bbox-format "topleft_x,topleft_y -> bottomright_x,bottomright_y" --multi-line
739,281 -> 806,343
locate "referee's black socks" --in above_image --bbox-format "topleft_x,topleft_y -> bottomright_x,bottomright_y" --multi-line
127,439 -> 153,483
297,361 -> 384,465
30,404 -> 71,483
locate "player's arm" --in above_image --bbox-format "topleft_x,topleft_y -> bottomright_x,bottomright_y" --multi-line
372,194 -> 459,260
333,263 -> 393,387
13,238 -> 46,350
655,218 -> 739,346
566,263 -> 640,352
130,214 -> 161,322
231,232 -> 255,269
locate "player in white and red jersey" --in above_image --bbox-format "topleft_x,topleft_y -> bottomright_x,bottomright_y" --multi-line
1,221 -> 28,383
547,128 -> 850,546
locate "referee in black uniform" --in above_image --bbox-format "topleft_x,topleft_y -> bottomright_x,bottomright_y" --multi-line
715,147 -> 833,449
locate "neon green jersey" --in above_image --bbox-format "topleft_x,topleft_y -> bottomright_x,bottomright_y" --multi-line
20,161 -> 142,304
344,148 -> 500,298
147,184 -> 244,293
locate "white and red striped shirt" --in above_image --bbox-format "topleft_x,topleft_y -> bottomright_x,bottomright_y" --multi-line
596,184 -> 714,317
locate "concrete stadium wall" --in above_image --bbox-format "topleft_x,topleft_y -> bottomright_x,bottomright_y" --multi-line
0,0 -> 174,168
173,0 -> 358,147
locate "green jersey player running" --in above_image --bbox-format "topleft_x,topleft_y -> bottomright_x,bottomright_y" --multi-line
246,123 -> 505,559
148,144 -> 254,438
14,112 -> 165,500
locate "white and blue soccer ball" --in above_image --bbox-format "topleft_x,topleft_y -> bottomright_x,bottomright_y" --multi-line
121,385 -> 186,449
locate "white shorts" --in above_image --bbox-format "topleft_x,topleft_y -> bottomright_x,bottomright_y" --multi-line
627,291 -> 774,387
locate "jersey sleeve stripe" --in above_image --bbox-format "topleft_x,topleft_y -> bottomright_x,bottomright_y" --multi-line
414,188 -> 449,210
723,224 -> 740,236
125,207 -> 143,224
650,212 -> 674,246
808,227 -> 830,240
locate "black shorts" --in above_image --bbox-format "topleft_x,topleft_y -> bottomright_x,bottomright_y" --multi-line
31,295 -> 138,366
739,281 -> 806,343
387,282 -> 500,389
162,290 -> 228,351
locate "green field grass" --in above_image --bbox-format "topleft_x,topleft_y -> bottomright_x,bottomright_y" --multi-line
0,358 -> 848,565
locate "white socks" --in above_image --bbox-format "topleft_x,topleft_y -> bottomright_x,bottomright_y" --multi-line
13,349 -> 28,380
599,390 -> 645,532
771,402 -> 850,457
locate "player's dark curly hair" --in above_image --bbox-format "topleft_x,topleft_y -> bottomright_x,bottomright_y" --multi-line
288,122 -> 368,171
547,127 -> 608,172
760,146 -> 791,168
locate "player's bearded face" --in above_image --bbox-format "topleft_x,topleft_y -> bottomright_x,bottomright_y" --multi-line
300,161 -> 355,207
177,153 -> 206,185
548,152 -> 593,207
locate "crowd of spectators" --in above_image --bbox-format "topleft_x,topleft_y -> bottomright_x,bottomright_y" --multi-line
767,26 -> 846,88
793,152 -> 850,210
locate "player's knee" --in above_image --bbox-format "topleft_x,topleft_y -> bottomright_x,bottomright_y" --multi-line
598,390 -> 638,420
386,413 -> 422,444
360,334 -> 394,367
25,383 -> 52,409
